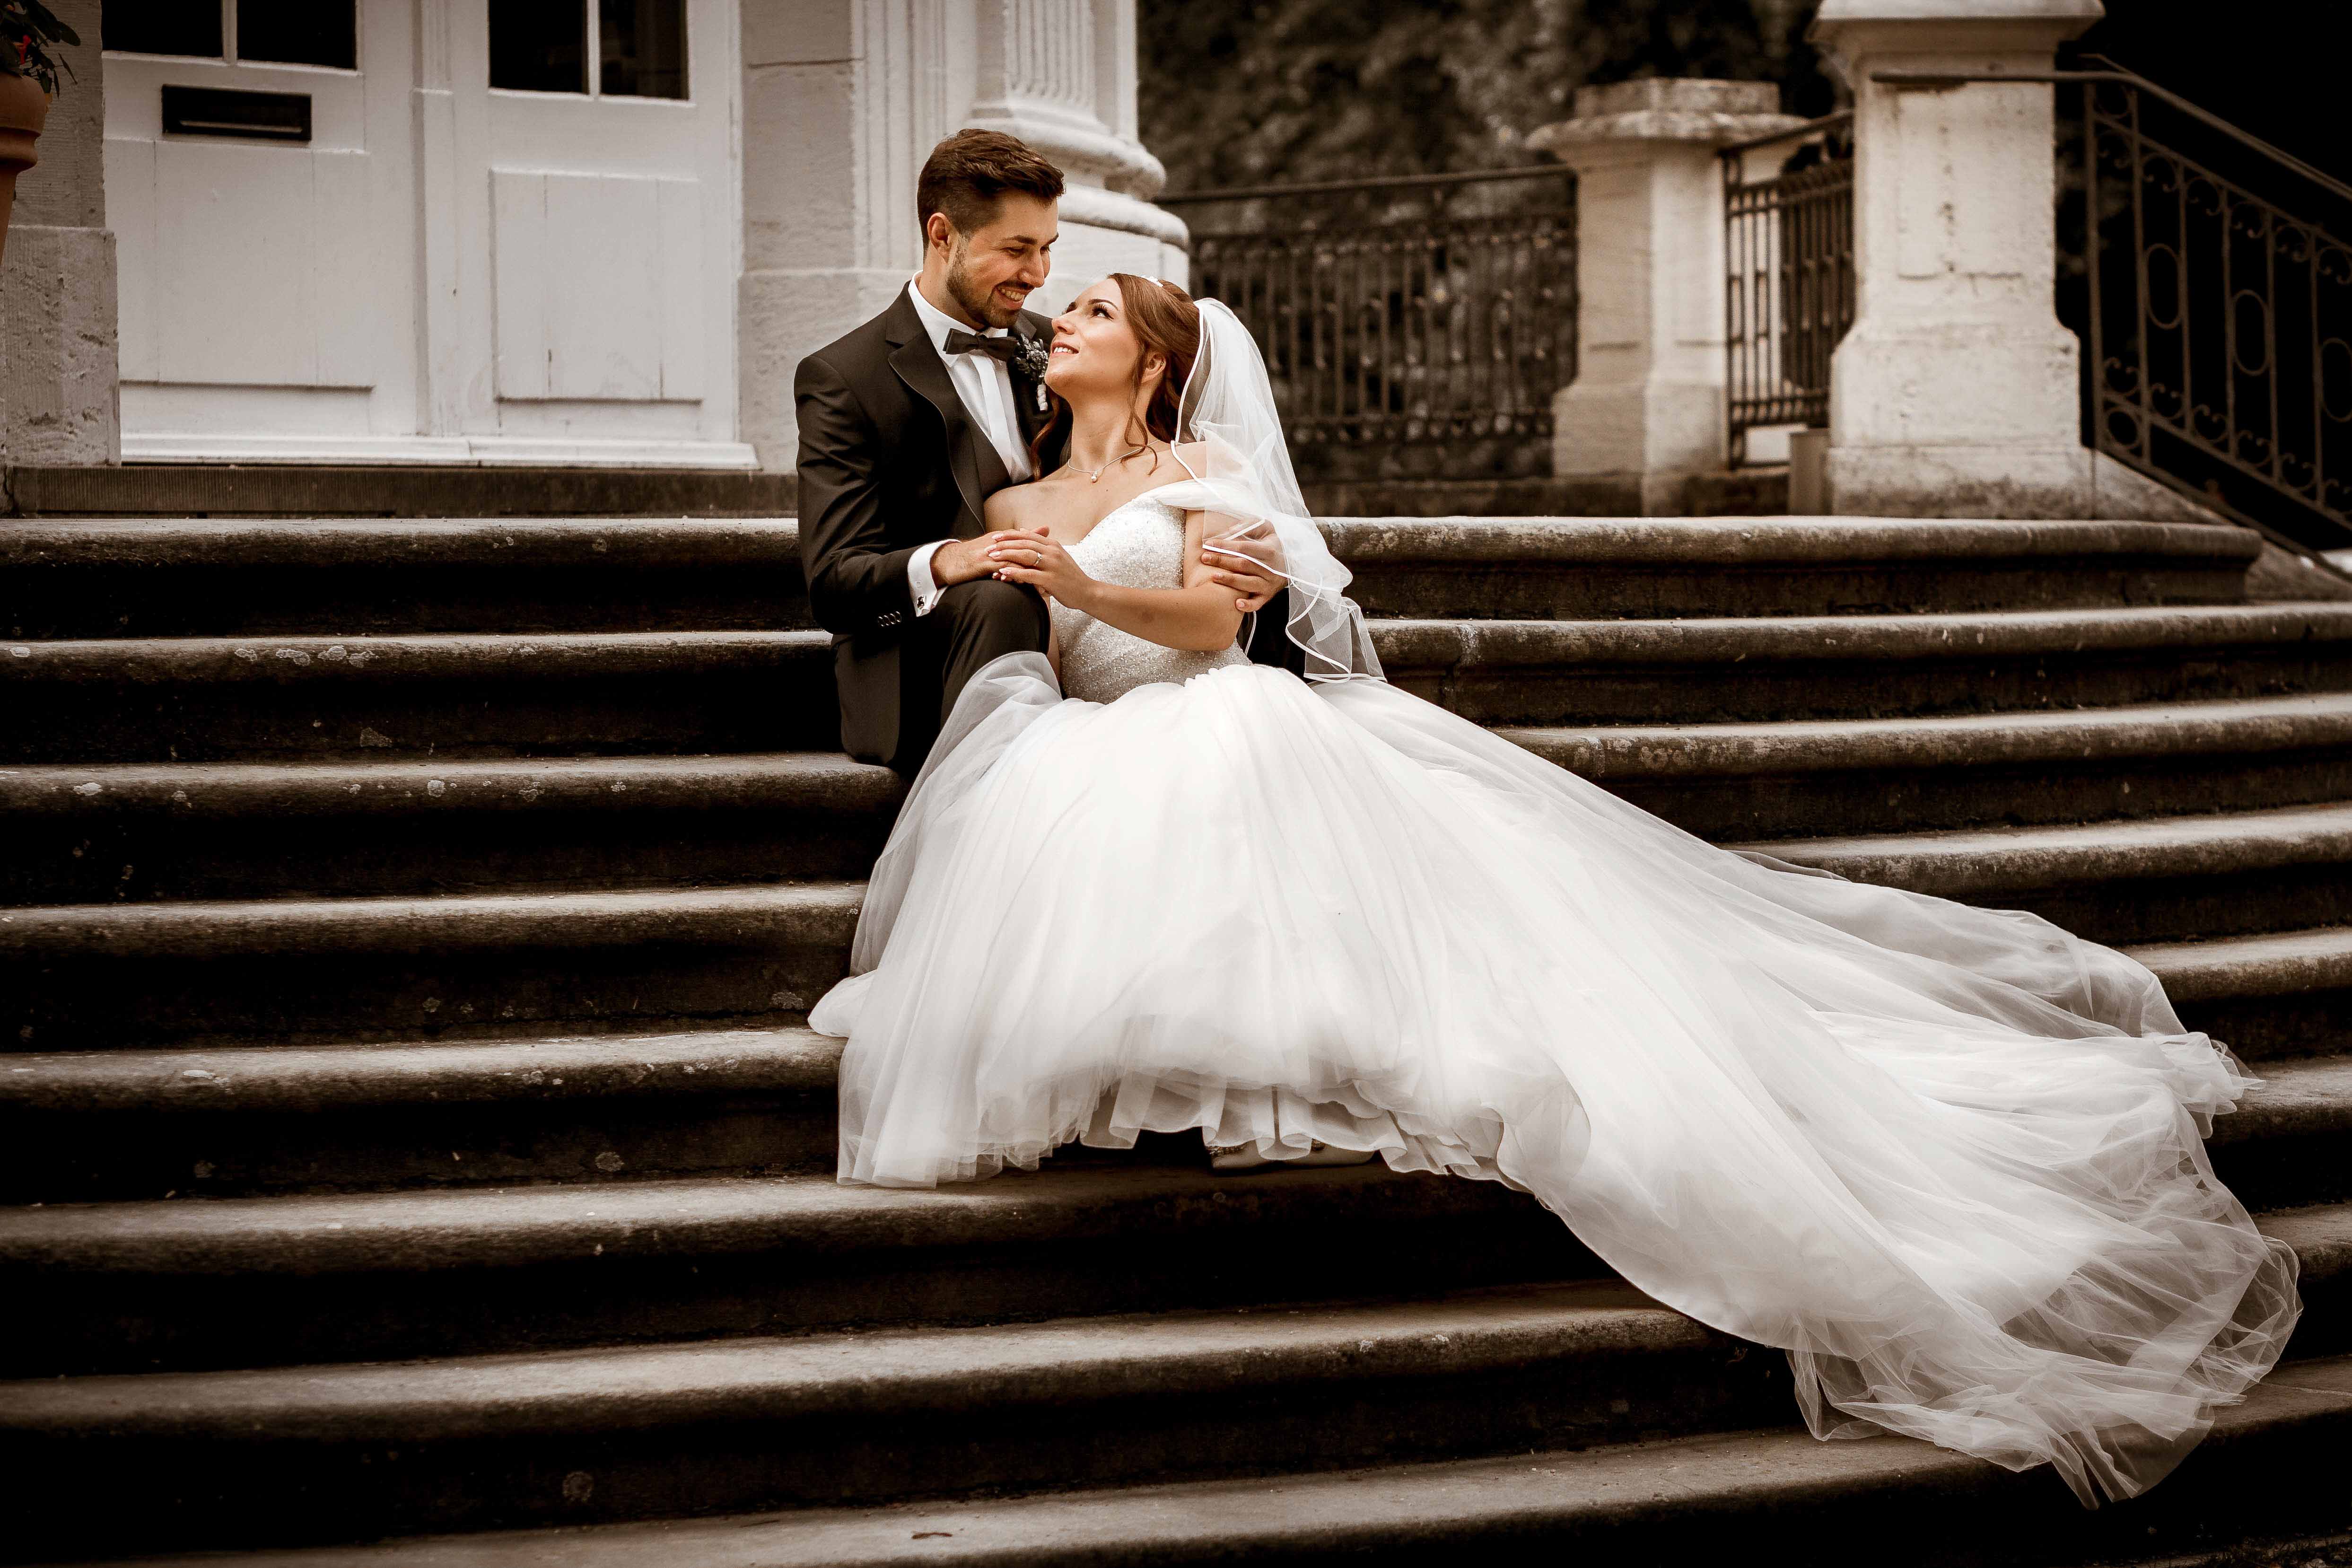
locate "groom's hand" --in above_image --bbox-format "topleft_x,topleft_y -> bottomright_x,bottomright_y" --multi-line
930,532 -> 1013,590
1201,544 -> 1283,614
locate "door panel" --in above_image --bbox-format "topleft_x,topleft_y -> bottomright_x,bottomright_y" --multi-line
490,170 -> 704,402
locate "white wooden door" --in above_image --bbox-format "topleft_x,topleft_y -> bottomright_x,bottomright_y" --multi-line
443,0 -> 749,466
103,1 -> 425,460
103,0 -> 748,468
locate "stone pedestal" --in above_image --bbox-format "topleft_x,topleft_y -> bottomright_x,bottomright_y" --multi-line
739,0 -> 1187,472
0,0 -> 117,468
1811,0 -> 2102,517
1530,80 -> 1802,516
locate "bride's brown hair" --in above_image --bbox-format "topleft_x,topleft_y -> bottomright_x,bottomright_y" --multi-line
1026,275 -> 1201,476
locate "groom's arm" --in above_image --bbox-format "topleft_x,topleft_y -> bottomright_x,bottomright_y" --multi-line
795,354 -> 920,637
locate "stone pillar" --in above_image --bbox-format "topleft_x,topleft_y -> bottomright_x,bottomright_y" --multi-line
738,0 -> 1185,473
0,0 -> 119,468
1810,0 -> 2101,517
1530,79 -> 1801,515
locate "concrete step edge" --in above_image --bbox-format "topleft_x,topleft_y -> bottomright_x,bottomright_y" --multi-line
1738,800 -> 2352,896
1,515 -> 2260,571
1505,693 -> 2352,780
4,1158 -> 2341,1285
15,604 -> 2352,684
8,1027 -> 2344,1136
52,1354 -> 2352,1568
14,693 -> 2352,819
0,883 -> 865,959
2129,924 -> 2352,1001
0,753 -> 901,819
0,1026 -> 845,1115
0,1279 -> 1696,1441
0,1163 -> 1541,1275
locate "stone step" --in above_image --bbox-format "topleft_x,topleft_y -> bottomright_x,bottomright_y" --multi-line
0,1280 -> 1779,1559
19,696 -> 2352,903
2129,924 -> 2352,1063
8,1112 -> 2345,1382
8,1022 -> 2345,1209
69,1350 -> 2352,1568
0,516 -> 2261,640
1510,692 -> 2352,841
1753,800 -> 2352,946
0,1163 -> 1588,1377
16,604 -> 2352,767
17,791 -> 2352,1049
0,753 -> 902,903
0,1026 -> 847,1201
10,1015 -> 2339,1203
0,631 -> 838,764
0,884 -> 865,1050
1381,602 -> 2352,726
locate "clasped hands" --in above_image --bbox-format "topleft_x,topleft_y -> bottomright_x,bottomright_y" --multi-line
934,527 -> 1285,614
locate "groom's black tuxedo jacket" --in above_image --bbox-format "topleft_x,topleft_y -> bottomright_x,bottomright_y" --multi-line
795,287 -> 1306,768
794,289 -> 1061,767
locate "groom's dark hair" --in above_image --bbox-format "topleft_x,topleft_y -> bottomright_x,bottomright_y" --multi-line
918,130 -> 1065,238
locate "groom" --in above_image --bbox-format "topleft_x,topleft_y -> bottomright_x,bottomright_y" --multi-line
795,129 -> 1287,776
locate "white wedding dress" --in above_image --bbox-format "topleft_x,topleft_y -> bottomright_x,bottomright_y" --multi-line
811,306 -> 2299,1507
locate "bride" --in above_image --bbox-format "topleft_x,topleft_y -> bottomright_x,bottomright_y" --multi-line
808,274 -> 2300,1507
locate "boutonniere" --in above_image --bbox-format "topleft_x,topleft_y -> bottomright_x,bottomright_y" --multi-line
1010,332 -> 1051,404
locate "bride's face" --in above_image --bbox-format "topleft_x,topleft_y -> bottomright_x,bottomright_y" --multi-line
1044,281 -> 1161,404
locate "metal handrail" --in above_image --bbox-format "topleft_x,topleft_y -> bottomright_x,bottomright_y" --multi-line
1157,165 -> 1572,207
1871,63 -> 2352,207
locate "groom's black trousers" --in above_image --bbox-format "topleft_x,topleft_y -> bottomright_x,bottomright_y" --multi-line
889,577 -> 1051,776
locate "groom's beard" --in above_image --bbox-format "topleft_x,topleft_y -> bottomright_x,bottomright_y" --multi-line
946,247 -> 1024,330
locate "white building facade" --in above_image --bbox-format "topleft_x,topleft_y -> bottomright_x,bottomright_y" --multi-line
72,0 -> 1184,473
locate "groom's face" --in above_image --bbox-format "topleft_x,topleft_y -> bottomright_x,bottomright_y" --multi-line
940,194 -> 1058,330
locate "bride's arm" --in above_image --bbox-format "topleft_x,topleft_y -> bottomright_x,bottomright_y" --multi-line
984,512 -> 1244,653
987,538 -> 1242,653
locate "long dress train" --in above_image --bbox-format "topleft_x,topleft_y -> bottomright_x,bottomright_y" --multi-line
811,483 -> 2299,1509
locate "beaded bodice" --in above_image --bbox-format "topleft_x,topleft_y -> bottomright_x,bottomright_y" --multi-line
1051,489 -> 1250,703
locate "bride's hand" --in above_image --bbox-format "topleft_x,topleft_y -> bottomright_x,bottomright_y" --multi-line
986,529 -> 1093,606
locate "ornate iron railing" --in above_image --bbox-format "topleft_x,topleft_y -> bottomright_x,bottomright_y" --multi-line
1161,168 -> 1577,483
1721,113 -> 1855,467
1881,61 -> 2352,550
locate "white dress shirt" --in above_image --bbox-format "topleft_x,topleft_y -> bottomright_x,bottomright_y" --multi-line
904,279 -> 1034,616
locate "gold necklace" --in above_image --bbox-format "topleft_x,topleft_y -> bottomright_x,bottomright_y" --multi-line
1080,442 -> 1150,483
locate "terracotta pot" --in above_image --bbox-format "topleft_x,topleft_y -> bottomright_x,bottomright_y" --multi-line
0,67 -> 51,269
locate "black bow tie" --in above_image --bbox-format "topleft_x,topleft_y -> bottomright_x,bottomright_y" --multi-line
943,328 -> 1021,364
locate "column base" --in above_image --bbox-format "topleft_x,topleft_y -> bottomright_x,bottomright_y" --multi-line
0,224 -> 120,466
1826,443 -> 2233,524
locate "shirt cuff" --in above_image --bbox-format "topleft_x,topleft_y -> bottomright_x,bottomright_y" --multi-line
907,538 -> 948,617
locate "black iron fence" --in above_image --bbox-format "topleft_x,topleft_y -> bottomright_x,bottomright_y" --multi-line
1881,59 -> 2352,550
2076,61 -> 2352,549
1721,113 -> 1855,467
1160,168 -> 1577,484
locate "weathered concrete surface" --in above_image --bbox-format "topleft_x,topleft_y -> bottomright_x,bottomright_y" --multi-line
1529,80 -> 1802,511
0,0 -> 114,469
53,1354 -> 2352,1568
1812,0 -> 2102,518
2,465 -> 799,518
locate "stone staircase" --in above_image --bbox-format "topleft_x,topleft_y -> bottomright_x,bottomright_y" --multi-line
5,511 -> 2352,1566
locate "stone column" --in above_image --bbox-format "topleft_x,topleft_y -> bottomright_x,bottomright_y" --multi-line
0,0 -> 119,468
737,0 -> 1186,473
1530,79 -> 1801,515
1810,0 -> 2101,517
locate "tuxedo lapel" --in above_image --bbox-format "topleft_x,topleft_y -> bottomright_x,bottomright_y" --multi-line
886,295 -> 991,538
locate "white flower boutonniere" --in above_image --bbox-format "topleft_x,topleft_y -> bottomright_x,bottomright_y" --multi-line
1011,332 -> 1052,412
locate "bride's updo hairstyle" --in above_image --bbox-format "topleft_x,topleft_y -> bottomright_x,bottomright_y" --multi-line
1028,274 -> 1202,475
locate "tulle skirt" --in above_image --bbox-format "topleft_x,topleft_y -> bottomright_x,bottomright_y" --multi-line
811,653 -> 2300,1506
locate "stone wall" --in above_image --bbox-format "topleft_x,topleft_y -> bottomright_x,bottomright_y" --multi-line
1,0 -> 119,467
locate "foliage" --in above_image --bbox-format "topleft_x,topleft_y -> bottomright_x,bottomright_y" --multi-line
2,0 -> 79,95
1140,0 -> 1834,193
